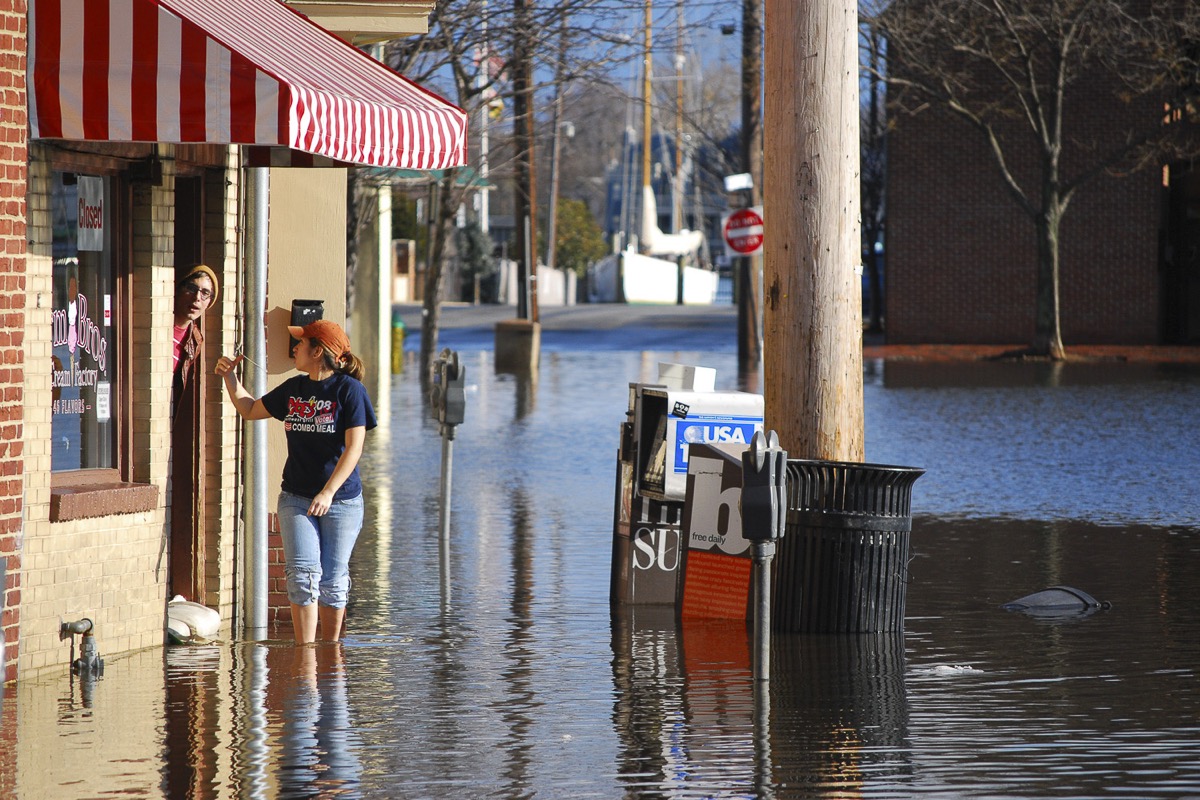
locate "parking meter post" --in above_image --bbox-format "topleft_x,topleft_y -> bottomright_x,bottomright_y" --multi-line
742,430 -> 787,682
439,430 -> 454,543
751,539 -> 775,681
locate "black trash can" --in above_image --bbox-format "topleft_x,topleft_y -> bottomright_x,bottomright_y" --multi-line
773,459 -> 924,633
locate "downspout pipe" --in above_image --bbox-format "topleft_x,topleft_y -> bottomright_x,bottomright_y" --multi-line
243,166 -> 270,639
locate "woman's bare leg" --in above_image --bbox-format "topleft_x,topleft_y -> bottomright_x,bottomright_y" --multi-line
292,602 -> 318,643
318,604 -> 345,641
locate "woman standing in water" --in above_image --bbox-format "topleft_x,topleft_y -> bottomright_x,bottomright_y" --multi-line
215,319 -> 377,643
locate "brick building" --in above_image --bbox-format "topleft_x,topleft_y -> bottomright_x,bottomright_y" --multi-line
886,64 -> 1200,345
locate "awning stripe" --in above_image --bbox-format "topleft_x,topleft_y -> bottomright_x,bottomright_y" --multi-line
82,0 -> 108,141
108,0 -> 132,141
156,8 -> 180,143
130,0 -> 157,141
29,0 -> 468,170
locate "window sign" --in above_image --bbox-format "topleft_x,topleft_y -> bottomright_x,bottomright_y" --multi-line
51,173 -> 117,472
76,176 -> 105,252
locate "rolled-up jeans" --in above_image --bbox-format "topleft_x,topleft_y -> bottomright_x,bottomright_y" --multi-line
277,491 -> 364,608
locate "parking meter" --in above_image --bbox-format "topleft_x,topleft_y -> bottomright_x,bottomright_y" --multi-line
740,430 -> 788,542
742,429 -> 787,682
430,348 -> 466,430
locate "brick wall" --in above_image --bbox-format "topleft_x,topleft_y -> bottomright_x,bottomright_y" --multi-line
887,74 -> 1162,345
0,0 -> 27,687
267,512 -> 291,625
204,152 -> 246,620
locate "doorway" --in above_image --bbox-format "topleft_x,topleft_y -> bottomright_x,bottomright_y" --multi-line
1163,164 -> 1200,343
170,174 -> 207,602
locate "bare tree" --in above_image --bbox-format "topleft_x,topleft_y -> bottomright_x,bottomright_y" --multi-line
868,0 -> 1200,358
860,3 -> 887,335
360,0 -> 730,378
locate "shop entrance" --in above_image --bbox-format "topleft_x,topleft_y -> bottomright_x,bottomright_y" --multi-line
170,174 -> 209,603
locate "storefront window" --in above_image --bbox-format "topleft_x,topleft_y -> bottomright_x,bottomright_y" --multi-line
51,172 -> 117,472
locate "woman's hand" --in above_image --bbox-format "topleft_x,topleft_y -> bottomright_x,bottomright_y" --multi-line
308,489 -> 336,517
214,353 -> 244,380
215,356 -> 271,420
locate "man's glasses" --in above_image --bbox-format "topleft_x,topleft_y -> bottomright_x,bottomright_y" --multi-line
182,283 -> 214,301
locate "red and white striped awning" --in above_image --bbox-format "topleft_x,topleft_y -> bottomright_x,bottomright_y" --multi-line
29,0 -> 468,170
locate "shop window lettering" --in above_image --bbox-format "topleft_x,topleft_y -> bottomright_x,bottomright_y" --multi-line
51,171 -> 117,472
50,292 -> 107,372
78,195 -> 103,231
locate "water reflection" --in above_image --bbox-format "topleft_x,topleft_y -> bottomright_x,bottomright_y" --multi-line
270,644 -> 362,798
163,646 -> 223,797
6,351 -> 1200,798
611,606 -> 686,794
770,634 -> 911,795
496,487 -> 536,791
167,643 -> 363,799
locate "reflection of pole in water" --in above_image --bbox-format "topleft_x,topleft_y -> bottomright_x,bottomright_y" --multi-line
497,487 -> 535,788
512,363 -> 538,421
238,642 -> 271,799
754,679 -> 775,799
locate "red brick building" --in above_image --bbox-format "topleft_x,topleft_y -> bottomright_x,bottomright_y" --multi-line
0,0 -> 27,686
886,73 -> 1200,345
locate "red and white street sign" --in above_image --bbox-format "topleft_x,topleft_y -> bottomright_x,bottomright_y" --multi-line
722,207 -> 764,257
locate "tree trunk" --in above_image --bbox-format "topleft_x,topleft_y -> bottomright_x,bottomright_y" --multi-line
419,176 -> 459,383
1033,206 -> 1066,360
763,0 -> 864,460
738,0 -> 764,375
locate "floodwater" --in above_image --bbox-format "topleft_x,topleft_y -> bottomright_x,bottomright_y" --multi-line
3,311 -> 1200,799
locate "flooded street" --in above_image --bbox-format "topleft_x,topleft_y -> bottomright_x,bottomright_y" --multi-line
3,306 -> 1199,798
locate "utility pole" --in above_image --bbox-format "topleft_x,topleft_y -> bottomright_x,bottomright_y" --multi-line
478,4 -> 490,236
496,0 -> 542,373
512,0 -> 538,322
737,0 -> 764,376
672,0 -> 685,234
762,0 -> 864,460
546,12 -> 568,275
640,0 -> 653,256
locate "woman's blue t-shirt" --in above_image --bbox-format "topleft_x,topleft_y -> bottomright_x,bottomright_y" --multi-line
261,372 -> 377,501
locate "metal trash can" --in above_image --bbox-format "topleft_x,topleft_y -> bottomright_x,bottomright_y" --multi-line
774,459 -> 924,633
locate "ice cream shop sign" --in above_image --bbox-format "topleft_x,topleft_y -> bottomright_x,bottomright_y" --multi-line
49,172 -> 117,471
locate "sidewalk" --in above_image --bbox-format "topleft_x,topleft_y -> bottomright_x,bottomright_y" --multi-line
863,333 -> 1200,363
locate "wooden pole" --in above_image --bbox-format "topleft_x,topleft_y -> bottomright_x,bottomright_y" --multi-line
763,0 -> 864,461
513,0 -> 538,322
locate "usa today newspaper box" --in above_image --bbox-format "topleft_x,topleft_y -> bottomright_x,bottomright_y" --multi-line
610,363 -> 763,606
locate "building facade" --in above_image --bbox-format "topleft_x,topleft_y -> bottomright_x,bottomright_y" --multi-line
886,76 -> 1199,345
1,0 -> 459,684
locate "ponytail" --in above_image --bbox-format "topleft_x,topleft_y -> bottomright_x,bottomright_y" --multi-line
320,349 -> 366,382
340,352 -> 366,382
